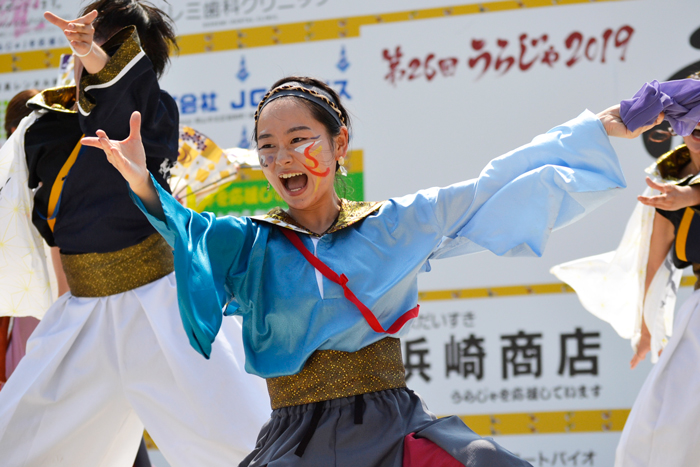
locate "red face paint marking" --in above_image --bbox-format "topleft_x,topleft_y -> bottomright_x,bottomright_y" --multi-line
301,140 -> 330,177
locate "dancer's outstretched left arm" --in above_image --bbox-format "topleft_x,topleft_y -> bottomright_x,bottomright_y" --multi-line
408,107 -> 663,261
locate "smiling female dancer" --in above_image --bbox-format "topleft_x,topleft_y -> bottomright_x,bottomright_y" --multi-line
0,2 -> 268,466
84,75 -> 660,466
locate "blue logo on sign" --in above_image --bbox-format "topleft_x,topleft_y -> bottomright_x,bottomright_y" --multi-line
230,88 -> 267,110
237,56 -> 250,82
238,127 -> 251,149
336,46 -> 350,72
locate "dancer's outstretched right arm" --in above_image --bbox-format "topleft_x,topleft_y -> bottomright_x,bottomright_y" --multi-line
83,112 -> 256,359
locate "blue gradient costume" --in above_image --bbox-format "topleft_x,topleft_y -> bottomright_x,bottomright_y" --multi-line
131,109 -> 624,378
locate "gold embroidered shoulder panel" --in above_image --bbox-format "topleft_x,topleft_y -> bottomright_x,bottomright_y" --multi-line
654,145 -> 690,181
28,86 -> 77,114
252,199 -> 383,237
647,144 -> 700,186
78,26 -> 143,115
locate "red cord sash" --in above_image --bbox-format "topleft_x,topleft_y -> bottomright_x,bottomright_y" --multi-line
280,228 -> 419,334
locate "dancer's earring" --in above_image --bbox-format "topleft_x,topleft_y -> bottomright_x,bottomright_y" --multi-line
266,182 -> 271,191
338,157 -> 348,176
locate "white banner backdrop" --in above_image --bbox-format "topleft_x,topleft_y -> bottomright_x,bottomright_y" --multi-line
2,1 -> 699,465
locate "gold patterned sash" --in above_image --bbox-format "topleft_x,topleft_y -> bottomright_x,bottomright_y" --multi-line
60,234 -> 174,297
266,337 -> 407,410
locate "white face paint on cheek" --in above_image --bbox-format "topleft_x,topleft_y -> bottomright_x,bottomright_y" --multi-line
295,141 -> 315,155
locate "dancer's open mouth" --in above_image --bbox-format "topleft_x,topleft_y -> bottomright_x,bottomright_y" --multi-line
279,172 -> 308,194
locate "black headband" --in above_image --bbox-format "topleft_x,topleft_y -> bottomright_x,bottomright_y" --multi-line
254,82 -> 345,127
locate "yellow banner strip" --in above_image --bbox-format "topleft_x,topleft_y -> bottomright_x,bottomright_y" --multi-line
177,0 -> 628,55
455,408 -> 630,435
0,0 -> 630,73
419,276 -> 697,301
0,47 -> 72,74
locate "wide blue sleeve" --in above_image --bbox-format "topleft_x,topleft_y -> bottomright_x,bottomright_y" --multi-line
128,174 -> 255,358
384,109 -> 625,264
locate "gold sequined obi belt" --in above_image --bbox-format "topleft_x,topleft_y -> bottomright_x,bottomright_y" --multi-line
266,337 -> 407,410
60,234 -> 174,297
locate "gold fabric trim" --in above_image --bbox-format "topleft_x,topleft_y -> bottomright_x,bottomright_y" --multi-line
332,198 -> 383,234
654,145 -> 692,182
266,337 -> 407,409
61,234 -> 174,297
27,86 -> 77,113
260,198 -> 383,237
78,26 -> 143,115
648,144 -> 700,186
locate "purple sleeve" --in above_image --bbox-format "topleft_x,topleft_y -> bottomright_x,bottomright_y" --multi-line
620,79 -> 700,136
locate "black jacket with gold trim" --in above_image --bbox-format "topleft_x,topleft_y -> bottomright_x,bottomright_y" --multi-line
25,26 -> 177,254
654,144 -> 700,269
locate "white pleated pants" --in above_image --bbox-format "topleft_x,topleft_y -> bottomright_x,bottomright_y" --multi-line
0,273 -> 270,467
615,289 -> 700,467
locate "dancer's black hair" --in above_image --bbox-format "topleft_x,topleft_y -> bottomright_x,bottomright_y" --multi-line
80,0 -> 178,79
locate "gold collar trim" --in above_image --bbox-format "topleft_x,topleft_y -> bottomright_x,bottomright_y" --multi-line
647,144 -> 700,186
78,26 -> 143,115
27,86 -> 77,114
252,199 -> 383,237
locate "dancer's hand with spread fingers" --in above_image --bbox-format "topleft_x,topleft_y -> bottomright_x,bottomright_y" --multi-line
597,105 -> 664,138
44,10 -> 109,74
81,111 -> 164,218
638,176 -> 700,211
